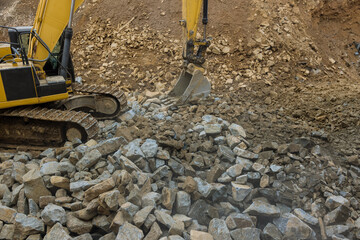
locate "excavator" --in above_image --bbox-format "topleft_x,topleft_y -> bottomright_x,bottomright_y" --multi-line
0,0 -> 211,147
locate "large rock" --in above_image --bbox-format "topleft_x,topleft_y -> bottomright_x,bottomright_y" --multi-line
0,206 -> 16,223
188,200 -> 213,226
230,227 -> 261,240
14,213 -> 45,239
144,222 -> 162,240
244,201 -> 281,218
273,213 -> 316,240
116,222 -> 144,240
154,210 -> 175,229
208,218 -> 231,240
141,139 -> 158,158
231,182 -> 252,202
233,148 -> 258,160
66,213 -> 93,235
190,230 -> 214,240
41,203 -> 67,226
323,205 -> 351,226
84,178 -> 115,201
226,213 -> 254,230
40,162 -> 60,176
76,149 -> 102,171
325,196 -> 350,211
134,206 -> 154,227
263,223 -> 283,240
43,223 -> 72,240
23,169 -> 52,204
91,137 -> 125,156
229,123 -> 246,138
175,191 -> 191,215
50,176 -> 70,190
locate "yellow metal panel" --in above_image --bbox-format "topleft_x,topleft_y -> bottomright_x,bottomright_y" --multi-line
0,98 -> 39,109
29,0 -> 84,69
0,93 -> 68,109
0,74 -> 7,102
38,92 -> 69,103
182,0 -> 203,41
0,44 -> 12,58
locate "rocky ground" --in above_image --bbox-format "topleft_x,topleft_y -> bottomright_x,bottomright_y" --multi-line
0,0 -> 360,239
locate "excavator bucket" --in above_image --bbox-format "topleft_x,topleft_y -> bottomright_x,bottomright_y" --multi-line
168,69 -> 211,104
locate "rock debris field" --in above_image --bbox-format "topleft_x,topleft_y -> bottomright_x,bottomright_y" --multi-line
0,0 -> 360,239
0,94 -> 359,240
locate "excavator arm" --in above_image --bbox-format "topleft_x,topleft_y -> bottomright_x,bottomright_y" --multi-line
168,0 -> 212,104
28,0 -> 84,76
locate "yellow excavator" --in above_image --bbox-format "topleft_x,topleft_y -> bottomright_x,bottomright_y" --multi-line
0,0 -> 211,146
0,0 -> 126,146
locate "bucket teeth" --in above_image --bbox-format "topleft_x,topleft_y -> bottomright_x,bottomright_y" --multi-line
168,68 -> 211,104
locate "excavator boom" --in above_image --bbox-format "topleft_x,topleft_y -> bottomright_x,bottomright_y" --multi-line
29,0 -> 84,70
169,0 -> 211,104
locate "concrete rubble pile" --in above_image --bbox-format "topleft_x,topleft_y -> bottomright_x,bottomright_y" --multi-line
0,95 -> 359,240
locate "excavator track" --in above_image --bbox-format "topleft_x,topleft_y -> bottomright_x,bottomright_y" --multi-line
0,107 -> 98,147
71,84 -> 128,120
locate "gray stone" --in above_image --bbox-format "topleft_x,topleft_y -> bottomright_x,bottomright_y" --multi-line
154,210 -> 175,228
204,124 -> 222,135
175,191 -> 191,215
121,202 -> 140,220
214,136 -> 226,145
324,205 -> 351,226
91,137 -> 124,156
99,233 -> 116,240
144,222 -> 162,240
263,223 -> 282,240
41,203 -> 67,226
76,149 -> 102,171
208,218 -> 231,240
141,139 -> 158,158
124,140 -> 145,160
152,166 -> 170,181
169,159 -> 185,175
116,222 -> 144,240
188,200 -> 212,226
74,233 -> 92,240
40,148 -> 55,158
233,147 -> 258,160
293,208 -> 318,225
59,161 -> 76,174
194,177 -> 214,198
43,223 -> 72,240
230,227 -> 261,240
273,213 -> 316,239
226,213 -> 254,230
325,225 -> 350,238
133,206 -> 154,227
142,192 -> 161,207
229,123 -> 246,138
226,135 -> 241,149
14,213 -> 44,239
244,201 -> 280,218
325,196 -> 350,210
0,224 -> 14,240
269,164 -> 283,173
66,213 -> 93,235
23,169 -> 52,204
231,182 -> 252,202
40,162 -> 60,176
70,181 -> 96,192
236,157 -> 253,170
226,164 -> 243,178
218,145 -> 235,162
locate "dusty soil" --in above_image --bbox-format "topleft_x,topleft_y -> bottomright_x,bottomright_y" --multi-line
1,0 -> 360,162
